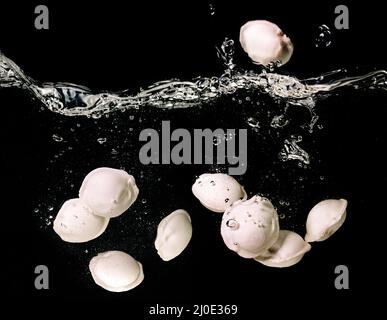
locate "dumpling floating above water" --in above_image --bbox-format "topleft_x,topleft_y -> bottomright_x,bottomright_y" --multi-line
305,199 -> 348,242
239,20 -> 294,67
192,173 -> 247,213
53,198 -> 109,243
79,167 -> 139,218
155,209 -> 192,261
221,196 -> 279,258
89,251 -> 144,292
255,230 -> 311,268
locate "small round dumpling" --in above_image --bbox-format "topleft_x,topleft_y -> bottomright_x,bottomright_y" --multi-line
155,209 -> 192,261
240,20 -> 294,66
53,198 -> 109,243
79,167 -> 139,218
89,251 -> 144,292
192,173 -> 247,213
221,196 -> 279,258
305,199 -> 347,242
255,230 -> 311,268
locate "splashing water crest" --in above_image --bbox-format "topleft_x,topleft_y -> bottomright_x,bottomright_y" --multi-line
1,40 -> 386,167
1,40 -> 385,120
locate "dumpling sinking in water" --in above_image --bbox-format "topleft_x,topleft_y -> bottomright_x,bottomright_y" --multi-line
305,199 -> 348,242
239,20 -> 294,67
89,251 -> 144,292
221,196 -> 279,258
79,167 -> 139,218
53,198 -> 109,243
255,230 -> 311,268
155,209 -> 192,261
192,173 -> 247,213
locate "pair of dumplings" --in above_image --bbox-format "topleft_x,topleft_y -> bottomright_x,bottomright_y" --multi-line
192,173 -> 347,268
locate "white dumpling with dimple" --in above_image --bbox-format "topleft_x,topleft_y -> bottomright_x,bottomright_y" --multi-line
240,20 -> 294,66
192,173 -> 247,213
53,198 -> 109,243
255,230 -> 311,268
221,196 -> 279,258
89,251 -> 144,292
155,209 -> 192,261
305,199 -> 347,242
79,167 -> 139,218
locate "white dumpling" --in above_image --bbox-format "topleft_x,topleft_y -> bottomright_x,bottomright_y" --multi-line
255,230 -> 311,268
192,173 -> 247,213
89,251 -> 144,292
53,198 -> 109,243
79,167 -> 139,218
221,196 -> 279,258
240,20 -> 294,66
155,209 -> 192,261
305,199 -> 347,242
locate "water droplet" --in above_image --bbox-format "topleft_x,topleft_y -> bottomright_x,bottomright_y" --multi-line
225,198 -> 229,203
129,115 -> 135,120
247,117 -> 260,128
315,25 -> 332,48
52,134 -> 63,142
141,199 -> 147,204
48,206 -> 54,212
111,149 -> 119,155
210,180 -> 216,186
85,249 -> 88,253
34,208 -> 39,213
209,3 -> 215,15
279,213 -> 286,219
97,137 -> 107,144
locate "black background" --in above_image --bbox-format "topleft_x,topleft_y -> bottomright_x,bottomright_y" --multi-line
1,0 -> 386,316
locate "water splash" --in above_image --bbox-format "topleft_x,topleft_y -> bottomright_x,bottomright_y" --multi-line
1,41 -> 386,121
315,25 -> 332,48
279,135 -> 310,165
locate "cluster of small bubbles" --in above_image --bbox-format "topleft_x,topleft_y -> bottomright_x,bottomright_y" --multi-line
213,135 -> 224,146
315,25 -> 332,48
279,200 -> 290,206
226,132 -> 235,141
52,134 -> 64,142
97,137 -> 107,144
